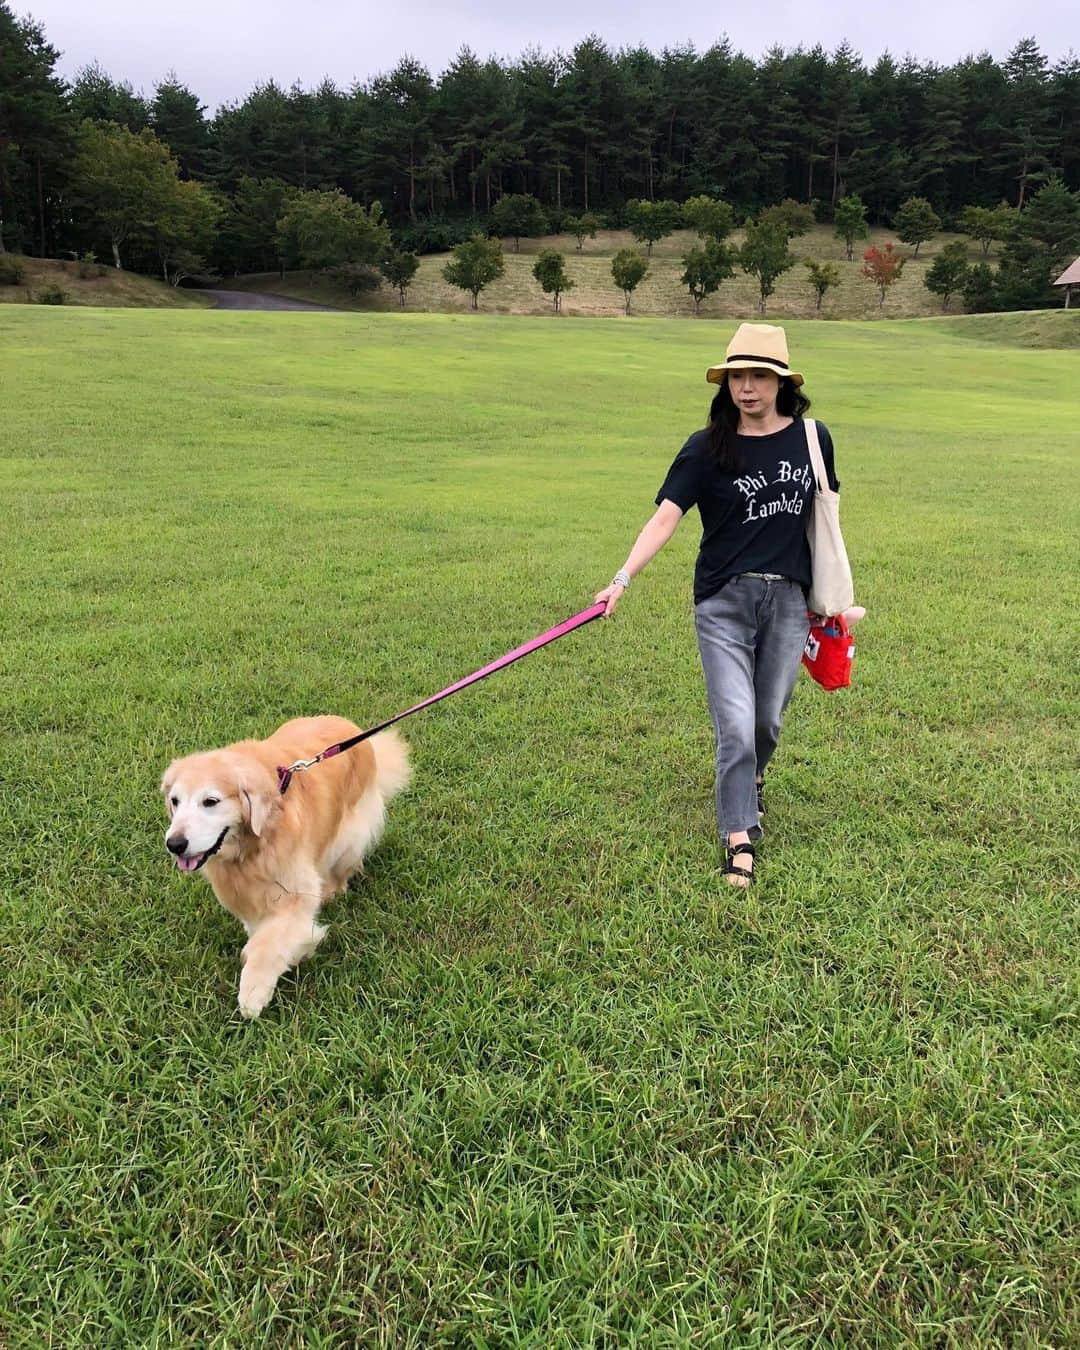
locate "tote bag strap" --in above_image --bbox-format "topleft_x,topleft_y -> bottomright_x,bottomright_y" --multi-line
804,417 -> 829,491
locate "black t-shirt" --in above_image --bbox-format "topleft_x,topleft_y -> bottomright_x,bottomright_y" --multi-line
655,418 -> 839,604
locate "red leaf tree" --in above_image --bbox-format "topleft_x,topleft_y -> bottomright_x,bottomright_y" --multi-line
862,243 -> 906,307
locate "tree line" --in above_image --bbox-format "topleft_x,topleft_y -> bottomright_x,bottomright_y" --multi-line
2,3 -> 1078,311
431,183 -> 1080,316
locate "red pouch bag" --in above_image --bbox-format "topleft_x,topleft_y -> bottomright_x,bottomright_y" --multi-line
802,612 -> 855,690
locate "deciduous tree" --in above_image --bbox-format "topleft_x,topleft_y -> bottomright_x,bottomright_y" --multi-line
680,239 -> 735,312
71,121 -> 178,269
532,247 -> 573,310
759,197 -> 815,239
381,247 -> 420,306
152,176 -> 221,284
276,188 -> 389,275
442,231 -> 504,308
958,203 -> 1016,255
491,192 -> 547,251
833,194 -> 869,260
626,198 -> 680,255
862,241 -> 905,305
893,195 -> 940,256
681,194 -> 735,243
740,216 -> 794,312
804,258 -> 841,311
611,246 -> 648,312
565,211 -> 601,250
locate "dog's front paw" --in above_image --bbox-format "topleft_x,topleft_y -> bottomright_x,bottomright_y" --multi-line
237,969 -> 277,1020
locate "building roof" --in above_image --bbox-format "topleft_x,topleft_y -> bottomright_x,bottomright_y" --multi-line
1054,257 -> 1080,286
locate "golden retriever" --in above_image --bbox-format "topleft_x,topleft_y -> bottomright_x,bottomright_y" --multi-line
161,716 -> 411,1018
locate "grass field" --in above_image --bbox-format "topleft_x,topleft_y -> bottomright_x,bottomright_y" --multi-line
230,224 -> 1016,322
2,305 -> 1078,1346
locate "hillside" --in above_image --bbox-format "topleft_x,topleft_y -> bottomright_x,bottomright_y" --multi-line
229,224 -> 1017,322
0,256 -> 214,309
929,309 -> 1080,348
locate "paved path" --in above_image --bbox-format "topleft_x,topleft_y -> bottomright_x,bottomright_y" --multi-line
205,289 -> 342,312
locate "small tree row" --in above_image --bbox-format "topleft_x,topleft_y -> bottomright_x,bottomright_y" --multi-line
424,179 -> 1080,313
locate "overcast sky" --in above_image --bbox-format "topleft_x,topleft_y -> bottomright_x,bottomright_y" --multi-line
26,0 -> 1079,112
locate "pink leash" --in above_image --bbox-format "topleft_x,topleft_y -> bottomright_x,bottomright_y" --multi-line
276,600 -> 607,793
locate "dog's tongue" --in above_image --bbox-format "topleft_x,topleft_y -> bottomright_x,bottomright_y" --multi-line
176,853 -> 204,872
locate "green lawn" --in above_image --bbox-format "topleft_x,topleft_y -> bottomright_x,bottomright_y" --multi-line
2,306 -> 1078,1346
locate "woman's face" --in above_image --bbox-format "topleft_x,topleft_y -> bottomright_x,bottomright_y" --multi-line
727,367 -> 781,417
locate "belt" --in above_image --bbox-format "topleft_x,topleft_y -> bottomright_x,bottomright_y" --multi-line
739,570 -> 787,582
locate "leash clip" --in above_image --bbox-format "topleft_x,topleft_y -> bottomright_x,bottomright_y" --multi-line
277,754 -> 320,795
287,755 -> 321,774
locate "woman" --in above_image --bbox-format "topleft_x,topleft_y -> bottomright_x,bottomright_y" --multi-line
594,323 -> 838,887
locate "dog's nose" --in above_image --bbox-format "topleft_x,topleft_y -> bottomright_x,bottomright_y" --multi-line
166,834 -> 188,856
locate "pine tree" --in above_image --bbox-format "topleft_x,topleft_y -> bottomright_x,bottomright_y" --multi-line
924,241 -> 971,310
821,42 -> 869,208
437,47 -> 488,213
962,262 -> 999,312
0,3 -> 70,254
847,54 -> 915,222
151,74 -> 210,179
366,58 -> 435,221
69,62 -> 150,129
915,69 -> 970,216
1000,38 -> 1053,207
994,177 -> 1080,306
1049,56 -> 1080,193
561,37 -> 616,212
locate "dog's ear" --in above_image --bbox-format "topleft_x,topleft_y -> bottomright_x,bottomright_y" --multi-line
238,759 -> 282,838
161,762 -> 179,816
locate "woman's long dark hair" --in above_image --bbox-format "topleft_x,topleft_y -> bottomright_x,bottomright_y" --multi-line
706,376 -> 811,472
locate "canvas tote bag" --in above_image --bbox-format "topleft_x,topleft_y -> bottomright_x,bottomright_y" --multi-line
804,418 -> 854,617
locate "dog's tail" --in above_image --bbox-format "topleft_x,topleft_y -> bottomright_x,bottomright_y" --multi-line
371,729 -> 412,801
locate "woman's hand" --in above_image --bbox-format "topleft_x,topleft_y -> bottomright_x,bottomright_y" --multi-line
594,582 -> 626,618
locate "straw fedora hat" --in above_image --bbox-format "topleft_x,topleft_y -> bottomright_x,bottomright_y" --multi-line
706,322 -> 804,387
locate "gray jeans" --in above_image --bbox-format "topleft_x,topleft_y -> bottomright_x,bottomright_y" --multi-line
694,575 -> 810,844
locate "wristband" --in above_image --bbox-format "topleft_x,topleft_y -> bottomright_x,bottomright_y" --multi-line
612,569 -> 631,589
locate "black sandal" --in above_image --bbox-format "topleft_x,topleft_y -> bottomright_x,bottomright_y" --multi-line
723,841 -> 756,885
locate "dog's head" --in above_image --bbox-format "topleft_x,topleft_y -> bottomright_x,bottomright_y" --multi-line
161,749 -> 281,873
